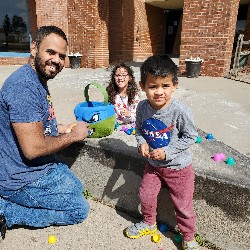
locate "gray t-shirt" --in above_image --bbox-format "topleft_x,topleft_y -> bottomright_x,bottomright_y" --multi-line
136,98 -> 198,170
0,64 -> 58,195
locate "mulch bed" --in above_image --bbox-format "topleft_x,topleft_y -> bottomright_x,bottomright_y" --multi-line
229,65 -> 250,84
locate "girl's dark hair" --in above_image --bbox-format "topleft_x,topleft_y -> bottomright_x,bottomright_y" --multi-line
34,26 -> 68,49
106,63 -> 138,105
140,55 -> 178,85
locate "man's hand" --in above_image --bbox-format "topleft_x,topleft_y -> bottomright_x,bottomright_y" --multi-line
58,122 -> 89,140
58,122 -> 77,134
69,121 -> 89,141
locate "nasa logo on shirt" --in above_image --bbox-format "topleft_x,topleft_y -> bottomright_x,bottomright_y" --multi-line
141,118 -> 174,149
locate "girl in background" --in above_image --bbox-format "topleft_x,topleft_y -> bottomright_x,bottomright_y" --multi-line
106,63 -> 140,125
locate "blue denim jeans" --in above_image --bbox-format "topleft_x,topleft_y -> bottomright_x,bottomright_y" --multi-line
0,163 -> 90,228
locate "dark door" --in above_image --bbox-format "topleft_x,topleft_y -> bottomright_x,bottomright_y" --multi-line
165,9 -> 182,54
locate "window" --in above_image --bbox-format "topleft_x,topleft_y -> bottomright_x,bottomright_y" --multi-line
0,0 -> 30,54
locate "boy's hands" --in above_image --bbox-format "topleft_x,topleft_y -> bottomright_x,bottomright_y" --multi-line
139,144 -> 166,160
149,148 -> 166,161
138,143 -> 150,158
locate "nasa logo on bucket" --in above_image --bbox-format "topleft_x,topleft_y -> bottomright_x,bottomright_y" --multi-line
141,118 -> 174,149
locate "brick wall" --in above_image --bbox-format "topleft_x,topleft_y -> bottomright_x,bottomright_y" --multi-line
29,0 -> 110,69
109,0 -> 165,63
1,0 -> 244,77
67,0 -> 109,68
0,57 -> 29,65
121,0 -> 138,61
28,0 -> 38,40
179,0 -> 240,77
144,3 -> 165,57
108,0 -> 124,62
35,0 -> 68,34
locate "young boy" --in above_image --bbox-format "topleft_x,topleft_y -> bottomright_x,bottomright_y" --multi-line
125,55 -> 199,250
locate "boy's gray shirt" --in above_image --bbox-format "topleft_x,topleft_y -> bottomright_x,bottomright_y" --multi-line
136,98 -> 198,170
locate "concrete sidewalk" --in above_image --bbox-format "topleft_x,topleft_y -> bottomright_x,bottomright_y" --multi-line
0,64 -> 249,250
2,199 -> 198,250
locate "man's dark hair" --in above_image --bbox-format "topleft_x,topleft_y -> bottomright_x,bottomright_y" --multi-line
34,26 -> 68,49
140,55 -> 178,86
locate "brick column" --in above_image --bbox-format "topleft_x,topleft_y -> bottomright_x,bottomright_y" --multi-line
108,0 -> 124,62
179,0 -> 240,77
67,0 -> 109,68
109,0 -> 147,63
34,0 -> 68,35
109,0 -> 165,63
28,0 -> 37,41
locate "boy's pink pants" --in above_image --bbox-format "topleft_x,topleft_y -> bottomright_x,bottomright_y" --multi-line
139,163 -> 196,241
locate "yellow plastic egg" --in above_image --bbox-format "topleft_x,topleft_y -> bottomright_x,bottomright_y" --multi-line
151,233 -> 161,243
48,235 -> 57,244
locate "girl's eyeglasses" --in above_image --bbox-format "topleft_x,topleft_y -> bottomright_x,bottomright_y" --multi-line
115,74 -> 128,78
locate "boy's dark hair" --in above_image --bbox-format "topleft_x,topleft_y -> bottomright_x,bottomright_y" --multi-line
140,55 -> 178,85
106,63 -> 138,105
34,26 -> 68,49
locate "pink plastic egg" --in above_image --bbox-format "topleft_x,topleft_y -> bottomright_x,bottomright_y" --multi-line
213,153 -> 222,162
218,153 -> 225,161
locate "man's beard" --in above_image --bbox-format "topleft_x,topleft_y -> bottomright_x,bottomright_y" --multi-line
34,53 -> 61,81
